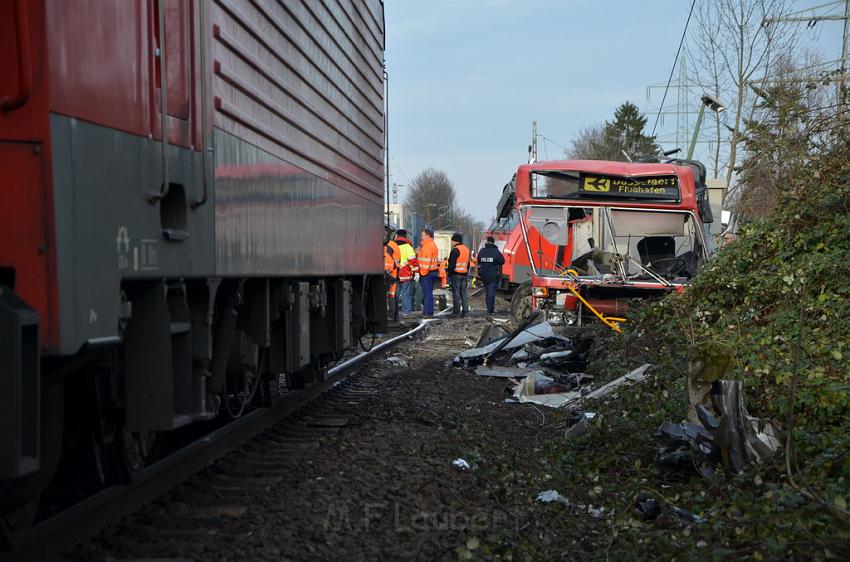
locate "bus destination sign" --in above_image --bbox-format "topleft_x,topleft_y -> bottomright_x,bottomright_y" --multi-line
578,174 -> 680,201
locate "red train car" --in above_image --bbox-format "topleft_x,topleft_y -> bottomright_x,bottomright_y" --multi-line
1,0 -> 385,533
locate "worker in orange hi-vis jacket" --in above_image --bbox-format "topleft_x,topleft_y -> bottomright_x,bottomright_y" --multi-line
416,228 -> 440,318
438,259 -> 448,289
447,232 -> 471,317
384,225 -> 399,320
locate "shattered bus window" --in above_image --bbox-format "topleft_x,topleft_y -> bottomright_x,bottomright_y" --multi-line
532,170 -> 580,199
523,205 -> 705,281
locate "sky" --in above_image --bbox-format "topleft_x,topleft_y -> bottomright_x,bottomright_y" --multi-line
384,0 -> 847,223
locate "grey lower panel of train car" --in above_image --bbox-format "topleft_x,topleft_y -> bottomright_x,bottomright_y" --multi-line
213,129 -> 383,276
50,115 -> 213,355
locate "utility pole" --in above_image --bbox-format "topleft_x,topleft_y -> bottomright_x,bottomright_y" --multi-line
763,0 -> 850,104
527,120 -> 538,164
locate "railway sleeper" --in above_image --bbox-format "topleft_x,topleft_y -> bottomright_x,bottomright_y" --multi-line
107,535 -> 212,558
205,472 -> 283,487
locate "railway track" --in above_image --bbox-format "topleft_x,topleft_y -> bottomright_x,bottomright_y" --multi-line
2,320 -> 432,562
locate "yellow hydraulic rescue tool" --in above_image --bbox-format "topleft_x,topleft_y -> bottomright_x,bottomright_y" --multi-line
560,268 -> 625,333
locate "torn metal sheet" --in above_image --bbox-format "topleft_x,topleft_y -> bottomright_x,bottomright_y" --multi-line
655,379 -> 782,477
540,338 -> 591,363
454,321 -> 557,363
509,350 -> 530,363
539,349 -> 577,362
655,421 -> 718,478
656,421 -> 712,443
702,379 -> 783,473
486,310 -> 544,360
566,364 -> 653,410
513,372 -> 581,408
474,366 -> 536,378
474,322 -> 510,348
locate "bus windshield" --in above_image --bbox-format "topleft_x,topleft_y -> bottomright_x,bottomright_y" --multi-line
522,205 -> 706,282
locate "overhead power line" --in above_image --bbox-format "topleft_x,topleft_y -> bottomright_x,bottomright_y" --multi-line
651,0 -> 697,138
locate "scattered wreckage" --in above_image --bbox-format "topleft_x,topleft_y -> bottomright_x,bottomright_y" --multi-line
453,311 -> 650,410
452,312 -> 782,483
656,379 -> 783,481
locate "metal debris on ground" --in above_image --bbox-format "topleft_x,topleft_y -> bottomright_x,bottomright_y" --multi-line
453,320 -> 561,365
698,379 -> 783,472
634,492 -> 706,524
656,379 -> 782,478
536,490 -> 605,518
634,493 -> 661,521
565,411 -> 597,438
473,322 -> 510,347
385,355 -> 409,368
566,364 -> 652,410
452,458 -> 471,471
474,366 -> 537,378
655,421 -> 718,478
454,320 -> 658,414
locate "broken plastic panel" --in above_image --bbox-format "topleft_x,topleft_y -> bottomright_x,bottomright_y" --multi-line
536,490 -> 604,518
452,458 -> 470,471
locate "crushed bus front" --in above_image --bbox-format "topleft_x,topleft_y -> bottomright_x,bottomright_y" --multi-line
509,160 -> 713,328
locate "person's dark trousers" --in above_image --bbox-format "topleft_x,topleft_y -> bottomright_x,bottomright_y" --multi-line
413,281 -> 423,311
484,279 -> 498,314
451,275 -> 468,316
420,271 -> 438,316
398,281 -> 413,314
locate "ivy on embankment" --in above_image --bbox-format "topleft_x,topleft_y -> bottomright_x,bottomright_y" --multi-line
580,154 -> 850,557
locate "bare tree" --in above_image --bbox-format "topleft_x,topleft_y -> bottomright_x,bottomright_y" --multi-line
688,0 -> 799,205
568,124 -> 610,160
404,168 -> 459,226
404,168 -> 487,240
735,54 -> 848,218
686,4 -> 731,177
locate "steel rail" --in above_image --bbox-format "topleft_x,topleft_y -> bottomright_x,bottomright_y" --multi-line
1,321 -> 429,562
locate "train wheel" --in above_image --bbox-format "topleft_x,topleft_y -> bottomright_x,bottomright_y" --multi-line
258,373 -> 283,406
510,282 -> 533,323
118,428 -> 159,476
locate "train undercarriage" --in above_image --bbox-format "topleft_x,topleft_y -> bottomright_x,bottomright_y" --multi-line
0,274 -> 385,544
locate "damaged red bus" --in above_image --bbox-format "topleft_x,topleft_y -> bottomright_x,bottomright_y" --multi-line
495,159 -> 715,328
